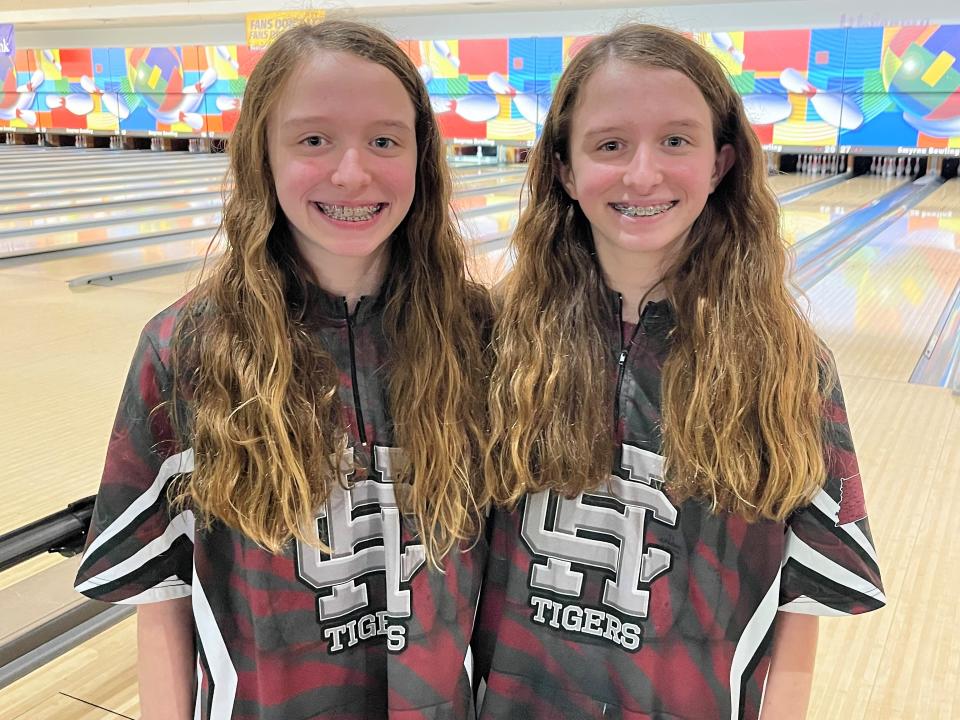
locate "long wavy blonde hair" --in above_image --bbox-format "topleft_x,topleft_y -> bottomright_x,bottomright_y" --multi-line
486,24 -> 827,521
171,21 -> 491,565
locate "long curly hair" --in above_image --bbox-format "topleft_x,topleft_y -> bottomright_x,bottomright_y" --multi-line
486,24 -> 827,521
171,21 -> 491,565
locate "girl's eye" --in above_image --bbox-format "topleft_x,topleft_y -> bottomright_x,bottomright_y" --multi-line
665,136 -> 688,148
372,137 -> 396,149
302,135 -> 324,147
599,140 -> 621,152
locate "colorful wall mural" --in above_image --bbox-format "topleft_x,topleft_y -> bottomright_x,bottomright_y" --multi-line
1,25 -> 959,153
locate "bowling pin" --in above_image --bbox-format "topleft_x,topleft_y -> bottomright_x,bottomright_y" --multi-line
16,109 -> 37,126
215,46 -> 241,72
179,112 -> 204,131
810,93 -> 863,130
186,67 -> 218,94
431,95 -> 500,123
80,76 -> 131,120
418,65 -> 433,85
710,32 -> 746,63
432,40 -> 461,69
17,69 -> 44,93
513,93 -> 551,126
79,75 -> 100,95
486,71 -> 516,96
779,68 -> 863,129
215,96 -> 241,112
779,68 -> 815,95
42,49 -> 62,73
102,92 -> 131,120
45,93 -> 95,115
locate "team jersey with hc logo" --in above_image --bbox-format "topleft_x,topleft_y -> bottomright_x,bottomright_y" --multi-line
473,295 -> 885,720
74,284 -> 485,720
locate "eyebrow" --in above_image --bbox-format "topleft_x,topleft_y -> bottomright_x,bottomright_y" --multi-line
583,119 -> 707,136
283,116 -> 413,132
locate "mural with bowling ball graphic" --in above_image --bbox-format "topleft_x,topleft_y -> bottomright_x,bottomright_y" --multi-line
0,25 -> 958,152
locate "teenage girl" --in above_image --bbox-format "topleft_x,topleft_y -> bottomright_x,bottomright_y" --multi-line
75,21 -> 490,720
477,24 -> 884,720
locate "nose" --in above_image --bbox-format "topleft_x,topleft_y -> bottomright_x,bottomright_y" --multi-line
330,148 -> 372,191
622,146 -> 663,193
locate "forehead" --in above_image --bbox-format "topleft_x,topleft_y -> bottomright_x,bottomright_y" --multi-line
272,50 -> 415,128
570,60 -> 714,134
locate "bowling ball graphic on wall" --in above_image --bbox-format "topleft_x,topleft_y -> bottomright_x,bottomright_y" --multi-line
126,46 -> 204,128
882,26 -> 960,137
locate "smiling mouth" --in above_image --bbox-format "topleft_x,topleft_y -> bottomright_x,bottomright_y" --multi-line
315,202 -> 385,222
612,201 -> 678,218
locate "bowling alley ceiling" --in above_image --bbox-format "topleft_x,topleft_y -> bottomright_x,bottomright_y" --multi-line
6,0 -> 754,28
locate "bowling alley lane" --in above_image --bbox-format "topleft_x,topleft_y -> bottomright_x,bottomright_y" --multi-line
0,271 -> 182,536
766,172 -> 830,194
0,178 -> 225,214
0,192 -> 222,236
780,174 -> 908,246
804,177 -> 960,383
0,169 -> 226,204
0,163 -> 228,195
0,148 -> 222,169
0,152 -> 227,180
455,169 -> 527,192
0,233 -> 217,283
0,206 -> 221,259
0,161 -> 227,190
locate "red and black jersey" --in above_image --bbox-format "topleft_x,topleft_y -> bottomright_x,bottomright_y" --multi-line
474,294 -> 885,720
75,283 -> 484,720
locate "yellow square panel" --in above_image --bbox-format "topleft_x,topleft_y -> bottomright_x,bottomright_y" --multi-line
921,51 -> 955,87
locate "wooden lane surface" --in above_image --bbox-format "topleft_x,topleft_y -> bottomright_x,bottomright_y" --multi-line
807,379 -> 960,720
803,176 -> 960,383
780,175 -> 905,246
766,172 -> 830,194
0,615 -> 138,719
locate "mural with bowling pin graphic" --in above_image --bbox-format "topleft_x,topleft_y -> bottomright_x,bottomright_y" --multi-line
1,44 -> 257,137
401,36 -> 557,141
1,25 -> 958,152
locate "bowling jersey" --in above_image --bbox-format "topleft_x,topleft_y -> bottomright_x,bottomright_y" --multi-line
474,294 -> 885,720
75,283 -> 485,720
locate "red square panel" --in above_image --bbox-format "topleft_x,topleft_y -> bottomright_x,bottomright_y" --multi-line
458,39 -> 508,75
59,48 -> 94,78
742,30 -> 810,72
815,50 -> 829,65
749,123 -> 774,145
437,112 -> 487,140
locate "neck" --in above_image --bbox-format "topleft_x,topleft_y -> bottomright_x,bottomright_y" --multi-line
304,246 -> 389,313
595,246 -> 671,323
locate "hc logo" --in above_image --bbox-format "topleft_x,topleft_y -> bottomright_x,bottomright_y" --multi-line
521,444 -> 678,618
296,446 -> 426,621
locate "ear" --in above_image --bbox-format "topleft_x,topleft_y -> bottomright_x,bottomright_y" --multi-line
710,144 -> 736,192
555,152 -> 578,200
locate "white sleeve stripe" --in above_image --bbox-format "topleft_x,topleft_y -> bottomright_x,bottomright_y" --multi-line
729,565 -> 781,720
110,579 -> 193,605
784,529 -> 886,602
83,448 -> 195,559
193,566 -> 238,718
779,596 -> 855,617
75,510 -> 195,594
810,488 -> 879,565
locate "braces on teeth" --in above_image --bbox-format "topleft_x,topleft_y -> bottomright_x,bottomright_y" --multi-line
614,203 -> 674,217
318,203 -> 382,221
